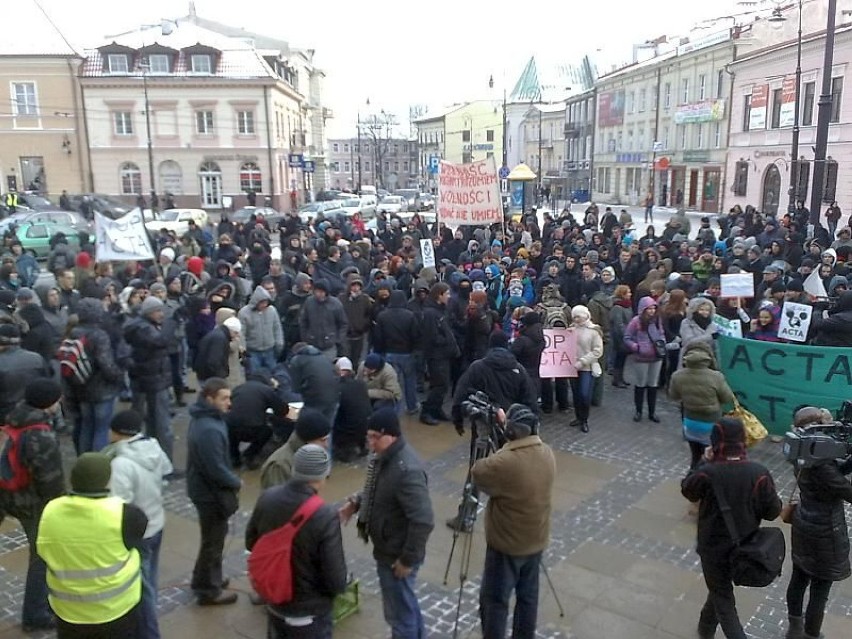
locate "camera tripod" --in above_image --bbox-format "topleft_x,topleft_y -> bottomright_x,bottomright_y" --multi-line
443,413 -> 564,638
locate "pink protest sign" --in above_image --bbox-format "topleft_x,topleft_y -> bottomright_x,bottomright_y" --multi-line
538,328 -> 577,378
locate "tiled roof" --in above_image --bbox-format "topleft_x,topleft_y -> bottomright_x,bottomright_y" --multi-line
81,23 -> 276,79
0,0 -> 81,57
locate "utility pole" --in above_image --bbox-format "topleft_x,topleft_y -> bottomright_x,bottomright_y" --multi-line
809,0 -> 838,224
537,106 -> 543,198
787,0 -> 803,213
142,67 -> 155,200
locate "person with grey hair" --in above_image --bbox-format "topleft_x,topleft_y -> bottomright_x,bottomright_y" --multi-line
246,444 -> 347,638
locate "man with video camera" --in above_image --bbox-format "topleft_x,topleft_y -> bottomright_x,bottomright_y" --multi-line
783,405 -> 852,639
470,403 -> 556,639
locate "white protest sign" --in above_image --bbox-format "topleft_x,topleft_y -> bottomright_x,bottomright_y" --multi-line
713,314 -> 742,338
95,211 -> 155,261
778,301 -> 812,343
437,157 -> 502,226
420,238 -> 436,268
720,273 -> 754,299
803,270 -> 828,298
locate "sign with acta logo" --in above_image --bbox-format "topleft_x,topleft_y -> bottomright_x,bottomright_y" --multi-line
778,301 -> 812,343
420,239 -> 436,268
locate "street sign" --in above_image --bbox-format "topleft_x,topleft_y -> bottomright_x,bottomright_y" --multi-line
499,165 -> 510,179
303,159 -> 315,173
288,153 -> 304,168
428,155 -> 440,174
653,141 -> 663,152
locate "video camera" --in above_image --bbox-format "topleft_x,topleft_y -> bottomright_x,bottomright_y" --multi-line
460,391 -> 506,450
783,400 -> 852,468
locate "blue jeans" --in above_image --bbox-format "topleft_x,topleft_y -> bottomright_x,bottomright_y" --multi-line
75,398 -> 116,454
132,389 -> 174,462
19,515 -> 51,628
570,370 -> 594,421
376,561 -> 425,639
139,531 -> 163,639
248,348 -> 278,375
480,546 -> 542,639
386,353 -> 418,412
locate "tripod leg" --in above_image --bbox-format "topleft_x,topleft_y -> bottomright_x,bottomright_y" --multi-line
452,532 -> 474,639
539,559 -> 565,617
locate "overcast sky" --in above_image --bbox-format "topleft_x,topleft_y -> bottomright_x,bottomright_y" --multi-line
40,0 -> 744,137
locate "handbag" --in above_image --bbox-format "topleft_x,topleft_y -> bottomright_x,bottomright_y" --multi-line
710,477 -> 786,587
725,397 -> 768,447
647,329 -> 666,359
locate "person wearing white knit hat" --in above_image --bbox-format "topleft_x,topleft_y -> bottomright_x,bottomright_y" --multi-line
570,305 -> 604,433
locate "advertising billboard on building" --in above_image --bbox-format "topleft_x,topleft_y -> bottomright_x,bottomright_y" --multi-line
598,90 -> 625,127
673,99 -> 726,124
749,84 -> 769,130
779,77 -> 797,128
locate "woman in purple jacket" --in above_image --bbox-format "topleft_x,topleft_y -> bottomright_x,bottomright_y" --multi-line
623,296 -> 665,422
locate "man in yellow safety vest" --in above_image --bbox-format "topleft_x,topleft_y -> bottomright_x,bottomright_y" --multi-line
37,452 -> 148,638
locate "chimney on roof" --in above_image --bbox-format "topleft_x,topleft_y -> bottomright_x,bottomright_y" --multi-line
188,1 -> 197,17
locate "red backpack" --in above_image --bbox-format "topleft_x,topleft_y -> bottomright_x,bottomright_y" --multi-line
248,494 -> 324,605
0,424 -> 51,491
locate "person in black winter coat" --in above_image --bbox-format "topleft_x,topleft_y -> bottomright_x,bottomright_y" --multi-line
245,445 -> 347,636
288,343 -> 341,422
682,417 -> 782,639
510,310 -> 546,398
332,357 -> 372,462
810,289 -> 852,346
419,283 -> 459,425
451,331 -> 539,434
123,297 -> 177,462
18,304 -> 56,364
784,408 -> 852,639
0,324 -> 52,424
194,318 -> 241,382
225,369 -> 288,469
187,378 -> 241,606
373,290 -> 420,414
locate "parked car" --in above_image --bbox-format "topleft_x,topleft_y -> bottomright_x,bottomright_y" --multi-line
14,222 -> 83,258
3,192 -> 54,211
395,189 -> 419,212
22,210 -> 92,235
298,202 -> 334,223
0,203 -> 34,220
358,196 -> 377,218
377,195 -> 405,215
418,193 -> 435,210
230,206 -> 284,228
67,193 -> 135,219
338,198 -> 363,216
144,208 -> 208,236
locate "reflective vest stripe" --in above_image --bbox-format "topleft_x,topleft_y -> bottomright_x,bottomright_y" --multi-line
48,555 -> 131,580
48,569 -> 140,603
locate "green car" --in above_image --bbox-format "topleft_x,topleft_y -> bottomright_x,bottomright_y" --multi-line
15,222 -> 84,259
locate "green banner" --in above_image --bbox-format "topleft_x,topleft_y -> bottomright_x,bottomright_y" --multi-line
718,336 -> 852,434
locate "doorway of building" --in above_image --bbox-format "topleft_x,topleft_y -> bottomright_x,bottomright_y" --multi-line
688,170 -> 699,208
702,169 -> 720,212
198,161 -> 222,208
762,165 -> 781,216
670,168 -> 685,206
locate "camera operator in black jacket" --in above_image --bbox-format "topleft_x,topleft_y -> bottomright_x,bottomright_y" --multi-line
246,444 -> 346,638
784,406 -> 852,639
682,417 -> 782,639
451,330 -> 539,436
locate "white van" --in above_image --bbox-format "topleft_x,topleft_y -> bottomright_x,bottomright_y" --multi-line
359,185 -> 377,196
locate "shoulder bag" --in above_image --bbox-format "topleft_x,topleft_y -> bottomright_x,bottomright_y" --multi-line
710,476 -> 786,587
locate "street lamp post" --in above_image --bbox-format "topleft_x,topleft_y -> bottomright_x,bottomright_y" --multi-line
769,1 -> 804,213
809,0 -> 838,224
141,64 -> 155,202
537,106 -> 543,198
488,74 -> 508,169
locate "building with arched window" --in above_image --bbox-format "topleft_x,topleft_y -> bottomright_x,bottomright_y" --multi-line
79,6 -> 329,210
725,4 -> 851,218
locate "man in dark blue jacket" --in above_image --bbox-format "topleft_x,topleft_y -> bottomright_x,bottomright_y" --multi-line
187,378 -> 241,606
373,290 -> 420,414
124,296 -> 176,463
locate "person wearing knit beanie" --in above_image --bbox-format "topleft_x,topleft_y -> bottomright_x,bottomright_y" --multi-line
291,444 -> 331,483
295,408 -> 332,443
367,406 -> 402,438
140,296 -> 164,318
25,378 -> 63,410
75,251 -> 92,269
259,408 -> 331,489
70,452 -> 113,496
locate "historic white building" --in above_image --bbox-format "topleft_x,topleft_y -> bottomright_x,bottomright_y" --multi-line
80,10 -> 329,210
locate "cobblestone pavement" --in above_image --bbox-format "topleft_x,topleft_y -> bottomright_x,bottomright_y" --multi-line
1,382 -> 850,638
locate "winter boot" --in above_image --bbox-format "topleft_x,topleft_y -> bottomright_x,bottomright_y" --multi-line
785,616 -> 804,639
612,369 -> 629,388
633,387 -> 644,421
174,388 -> 186,408
647,387 -> 660,422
